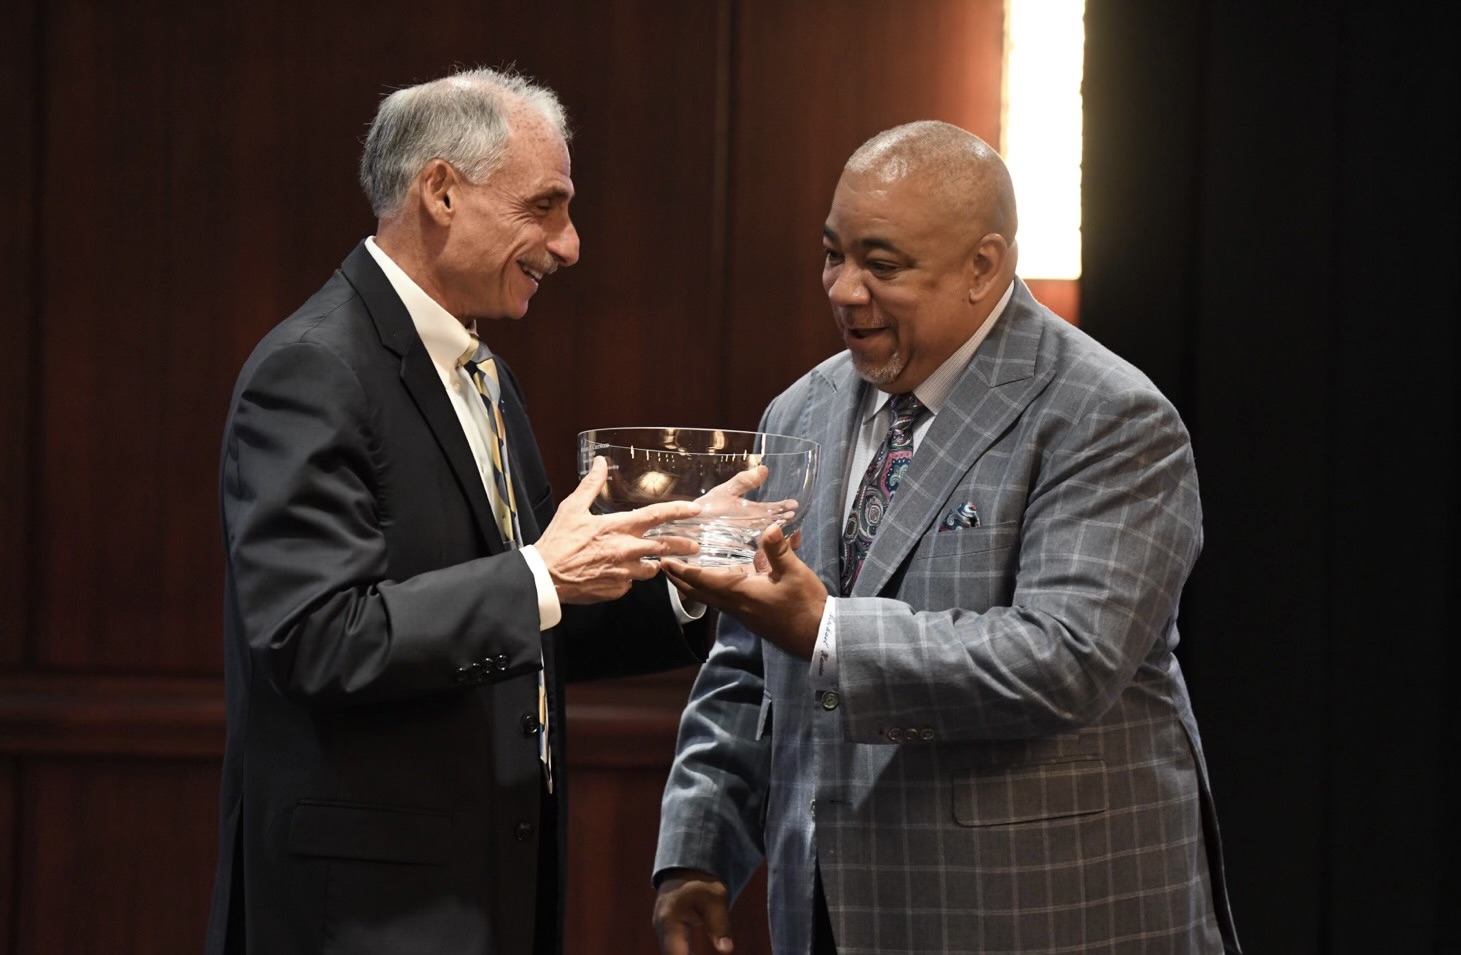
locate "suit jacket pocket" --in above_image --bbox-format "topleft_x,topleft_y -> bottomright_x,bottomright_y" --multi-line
912,520 -> 1020,563
288,800 -> 452,865
952,756 -> 1108,827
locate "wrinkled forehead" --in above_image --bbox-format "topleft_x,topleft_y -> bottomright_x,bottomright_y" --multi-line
500,109 -> 574,185
826,168 -> 996,261
509,107 -> 571,159
831,163 -> 942,214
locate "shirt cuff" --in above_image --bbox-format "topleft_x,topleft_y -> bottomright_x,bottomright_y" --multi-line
809,595 -> 838,691
519,545 -> 562,631
667,578 -> 707,624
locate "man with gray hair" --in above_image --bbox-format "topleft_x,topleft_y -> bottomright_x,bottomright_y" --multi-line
652,121 -> 1241,954
206,66 -> 708,955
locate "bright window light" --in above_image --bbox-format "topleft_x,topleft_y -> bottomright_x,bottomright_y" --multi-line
1002,0 -> 1085,280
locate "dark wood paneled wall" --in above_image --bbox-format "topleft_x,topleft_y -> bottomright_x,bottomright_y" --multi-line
721,0 -> 1008,425
0,0 -> 38,672
0,2 -> 1020,952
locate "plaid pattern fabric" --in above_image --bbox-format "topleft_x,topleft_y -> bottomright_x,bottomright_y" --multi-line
656,280 -> 1240,954
460,341 -> 552,793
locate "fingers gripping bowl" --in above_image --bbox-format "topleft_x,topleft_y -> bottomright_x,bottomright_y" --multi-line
577,427 -> 821,566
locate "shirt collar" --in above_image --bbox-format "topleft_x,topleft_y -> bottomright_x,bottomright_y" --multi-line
364,236 -> 483,373
860,278 -> 1016,423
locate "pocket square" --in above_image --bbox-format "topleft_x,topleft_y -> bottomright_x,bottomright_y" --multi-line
939,501 -> 981,531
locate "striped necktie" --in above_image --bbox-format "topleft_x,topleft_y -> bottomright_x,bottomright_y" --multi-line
840,391 -> 925,596
460,350 -> 520,546
459,341 -> 552,793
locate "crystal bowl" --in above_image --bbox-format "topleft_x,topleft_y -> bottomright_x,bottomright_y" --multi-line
577,426 -> 821,566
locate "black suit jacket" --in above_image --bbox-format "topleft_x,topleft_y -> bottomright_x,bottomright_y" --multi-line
205,242 -> 705,955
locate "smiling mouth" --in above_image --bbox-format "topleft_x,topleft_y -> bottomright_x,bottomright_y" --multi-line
520,263 -> 550,284
845,327 -> 888,339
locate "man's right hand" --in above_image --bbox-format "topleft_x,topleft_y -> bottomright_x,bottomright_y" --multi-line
653,869 -> 734,955
534,456 -> 702,604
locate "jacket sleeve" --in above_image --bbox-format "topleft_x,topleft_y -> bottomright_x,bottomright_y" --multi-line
222,338 -> 542,706
652,611 -> 771,900
834,382 -> 1204,742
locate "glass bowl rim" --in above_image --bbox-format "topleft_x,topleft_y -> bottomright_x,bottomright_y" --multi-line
577,426 -> 820,453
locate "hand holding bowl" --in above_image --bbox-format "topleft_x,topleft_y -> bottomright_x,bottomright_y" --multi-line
576,427 -> 821,567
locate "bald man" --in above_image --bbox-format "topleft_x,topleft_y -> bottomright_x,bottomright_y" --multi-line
651,122 -> 1242,954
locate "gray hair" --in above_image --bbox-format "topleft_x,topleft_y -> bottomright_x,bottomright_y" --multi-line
359,66 -> 570,217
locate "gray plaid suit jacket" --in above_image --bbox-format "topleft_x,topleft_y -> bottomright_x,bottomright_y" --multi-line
656,280 -> 1241,954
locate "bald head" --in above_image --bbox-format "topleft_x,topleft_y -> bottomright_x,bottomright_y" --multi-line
822,120 -> 1019,393
845,121 -> 1017,245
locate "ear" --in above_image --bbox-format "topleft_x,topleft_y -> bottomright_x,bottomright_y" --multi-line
419,159 -> 458,226
966,233 -> 1010,303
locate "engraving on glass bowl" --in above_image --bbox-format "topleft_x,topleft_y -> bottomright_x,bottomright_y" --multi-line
577,427 -> 821,567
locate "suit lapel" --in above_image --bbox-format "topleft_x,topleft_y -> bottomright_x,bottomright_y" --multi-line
800,361 -> 867,590
496,366 -> 547,543
852,280 -> 1053,597
339,242 -> 508,555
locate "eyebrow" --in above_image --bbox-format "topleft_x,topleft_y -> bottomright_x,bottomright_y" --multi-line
822,225 -> 903,255
859,237 -> 902,254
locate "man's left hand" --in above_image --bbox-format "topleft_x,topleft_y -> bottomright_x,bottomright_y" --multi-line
661,523 -> 827,659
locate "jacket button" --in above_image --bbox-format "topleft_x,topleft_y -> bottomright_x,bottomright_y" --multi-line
887,727 -> 905,742
820,691 -> 839,710
514,821 -> 534,842
521,713 -> 541,737
496,653 -> 511,670
920,727 -> 935,741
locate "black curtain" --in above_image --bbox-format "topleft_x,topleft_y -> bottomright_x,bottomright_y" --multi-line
1081,2 -> 1459,952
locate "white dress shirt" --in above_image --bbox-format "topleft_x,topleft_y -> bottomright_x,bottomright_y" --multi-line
364,238 -> 563,629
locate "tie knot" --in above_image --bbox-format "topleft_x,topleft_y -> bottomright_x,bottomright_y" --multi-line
457,336 -> 482,370
888,392 -> 924,427
460,350 -> 500,387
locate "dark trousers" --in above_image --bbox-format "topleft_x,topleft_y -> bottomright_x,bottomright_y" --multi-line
534,783 -> 560,954
813,863 -> 838,955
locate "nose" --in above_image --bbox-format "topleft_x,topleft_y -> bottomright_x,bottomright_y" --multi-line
548,217 -> 580,267
825,263 -> 869,306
